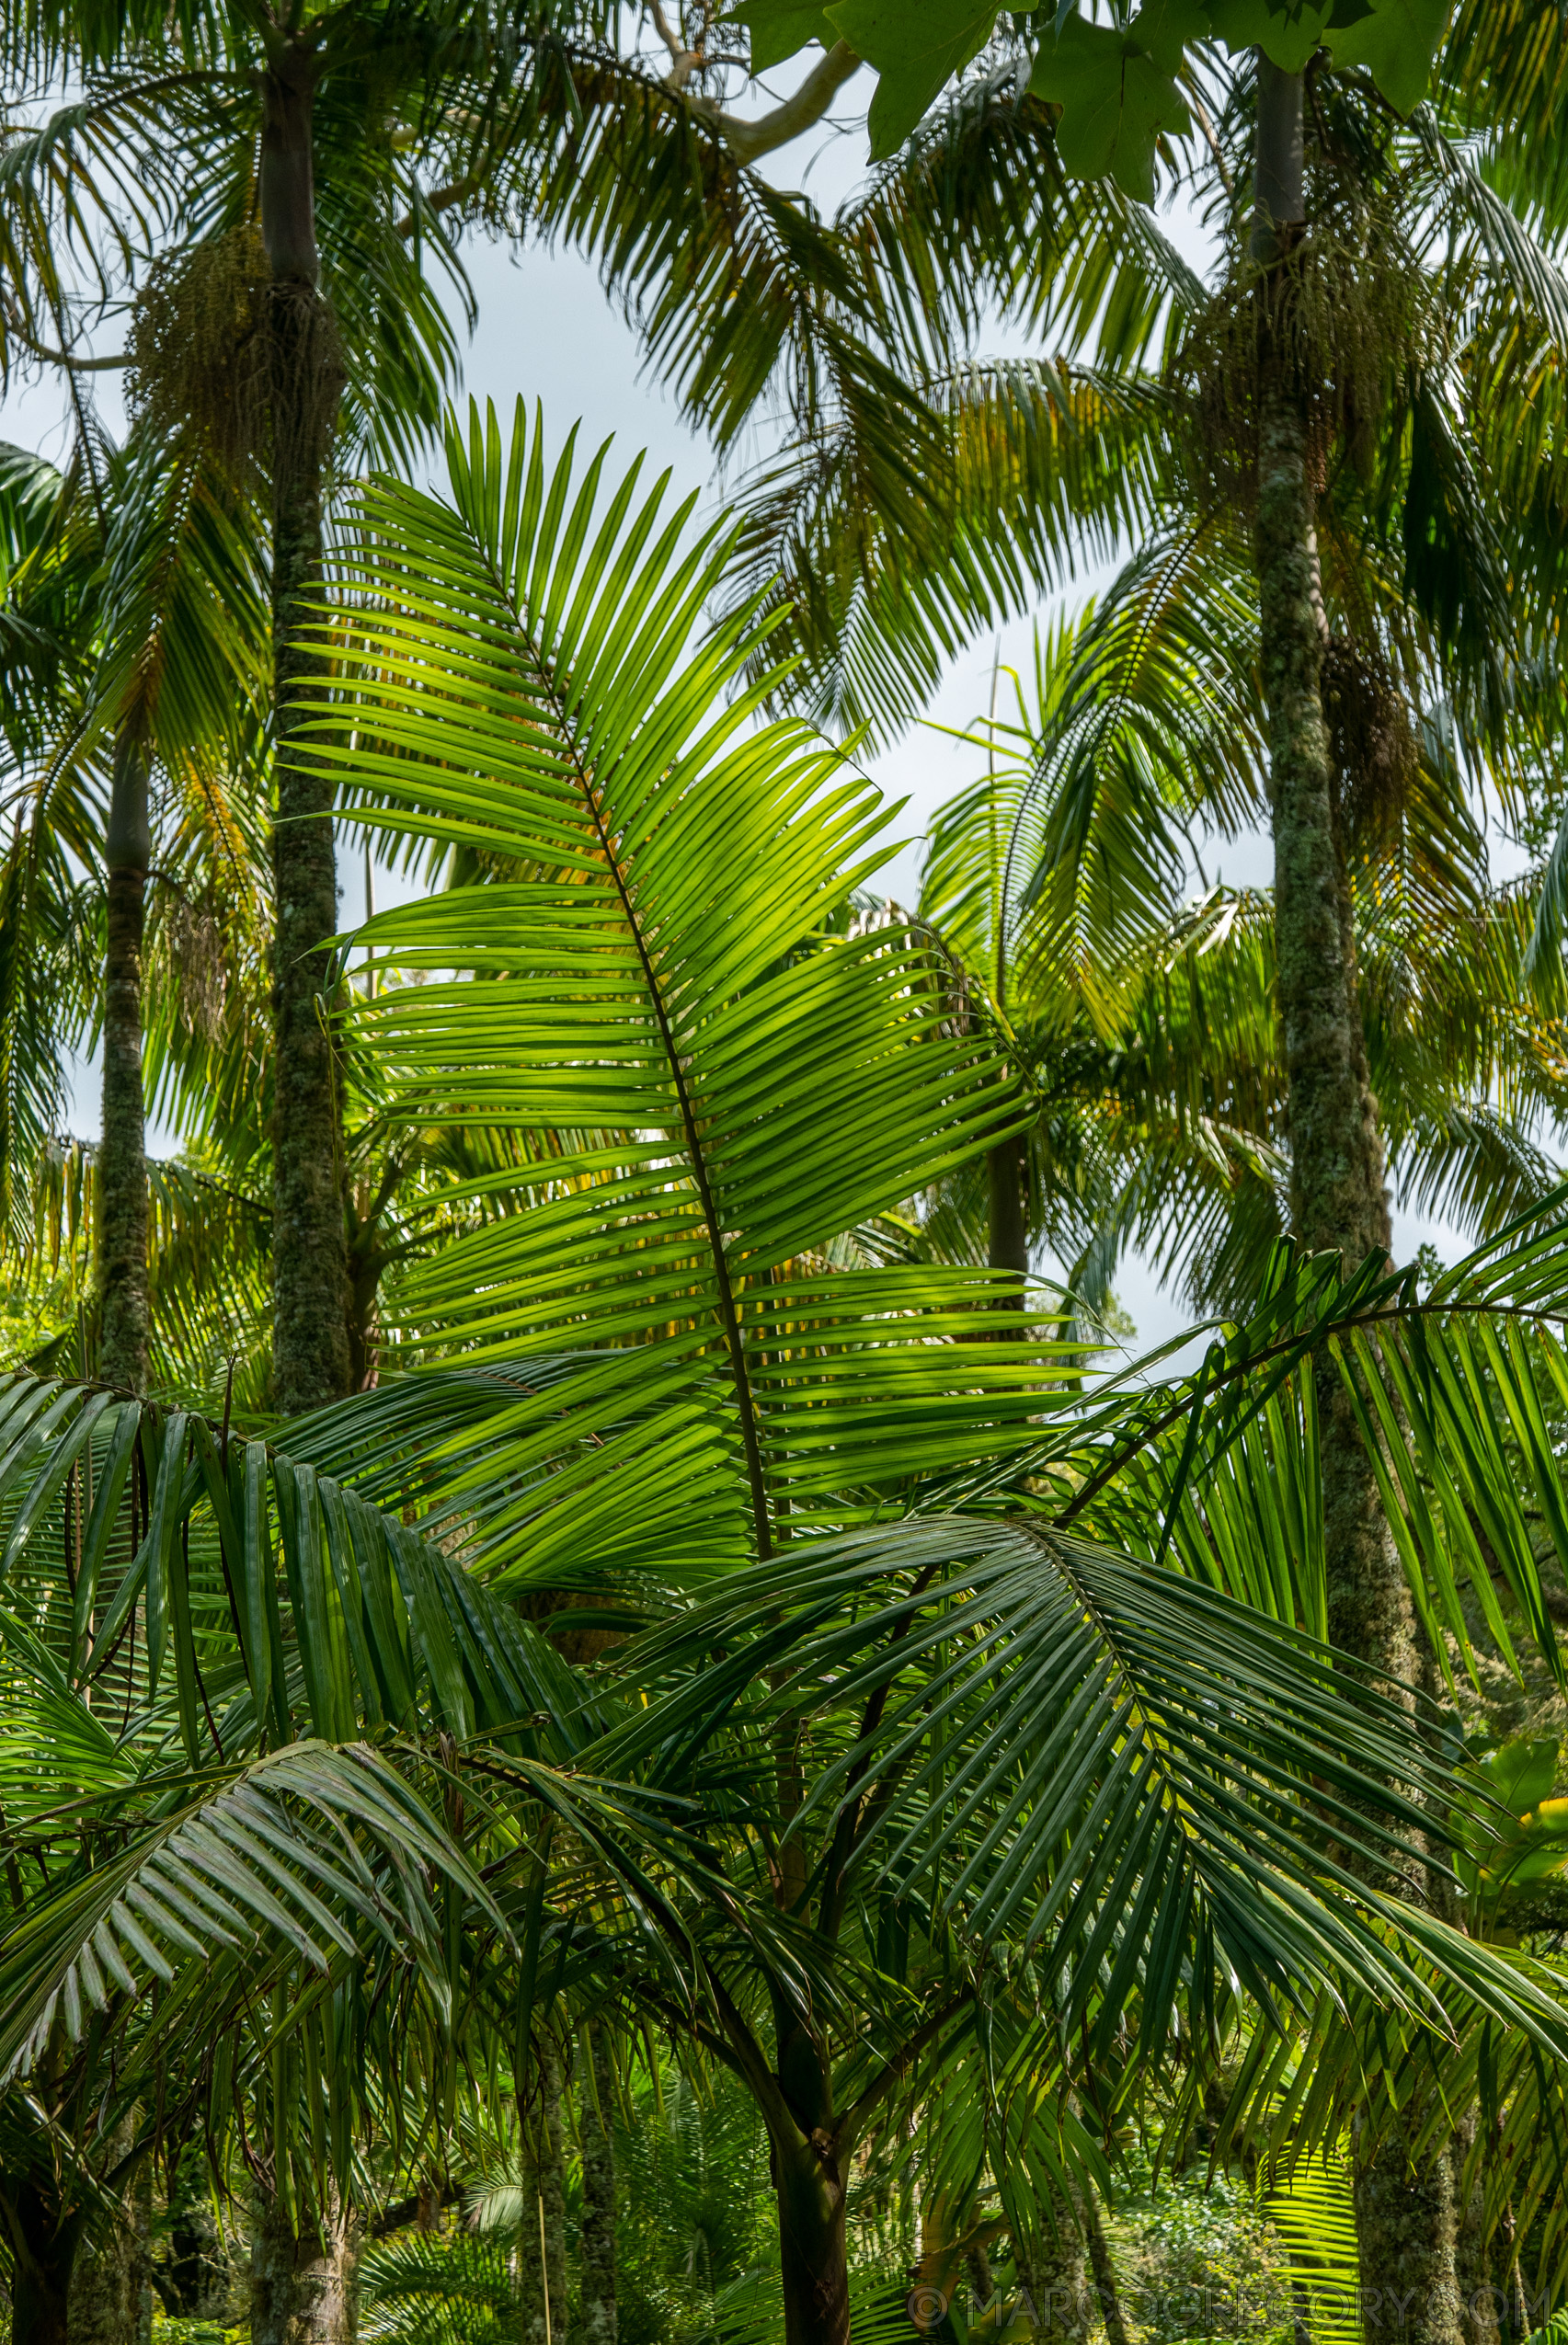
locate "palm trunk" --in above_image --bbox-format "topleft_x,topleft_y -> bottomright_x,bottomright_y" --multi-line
519,2036 -> 568,2345
68,2221 -> 142,2345
987,1132 -> 1028,1313
8,2175 -> 79,2345
98,733 -> 150,1394
251,2193 -> 360,2345
261,51 -> 350,1417
167,2146 -> 228,2317
250,2191 -> 295,2345
1081,2190 -> 1131,2345
578,2019 -> 618,2345
1252,56 -> 1459,2345
68,2123 -> 150,2345
1016,2198 -> 1088,2341
776,2129 -> 850,2345
293,2204 -> 361,2345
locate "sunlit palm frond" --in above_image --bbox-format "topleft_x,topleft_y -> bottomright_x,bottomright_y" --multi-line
290,399 -> 1064,1583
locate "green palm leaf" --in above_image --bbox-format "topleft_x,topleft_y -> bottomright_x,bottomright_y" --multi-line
294,399 -> 1064,1582
0,1737 -> 501,2083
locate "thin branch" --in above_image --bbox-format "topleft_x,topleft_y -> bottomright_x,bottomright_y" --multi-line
366,2181 -> 462,2239
395,177 -> 476,238
10,327 -> 128,372
689,40 -> 863,164
650,0 -> 703,87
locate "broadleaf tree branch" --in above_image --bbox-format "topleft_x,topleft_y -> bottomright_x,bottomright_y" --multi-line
688,40 -> 863,164
397,37 -> 863,243
8,322 -> 128,372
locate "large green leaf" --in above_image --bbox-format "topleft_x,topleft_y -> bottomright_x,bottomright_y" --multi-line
1030,0 -> 1205,204
1322,0 -> 1450,112
826,0 -> 997,157
740,0 -> 1449,166
0,1377 -> 592,1757
293,401 -> 1067,1583
727,0 -> 839,72
601,1510 -> 1568,2069
0,1739 -> 501,2082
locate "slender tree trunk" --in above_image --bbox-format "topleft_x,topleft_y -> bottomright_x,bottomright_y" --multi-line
911,2182 -> 966,2339
260,51 -> 350,1417
167,2145 -> 229,2318
63,2116 -> 148,2345
250,2191 -> 295,2345
775,2129 -> 850,2345
293,2203 -> 361,2345
1252,55 -> 1459,2345
1081,2189 -> 1131,2345
1016,2197 -> 1088,2340
9,2175 -> 79,2345
98,733 -> 150,1393
519,2036 -> 568,2345
255,57 -> 355,2324
987,1132 -> 1028,1314
578,2019 -> 618,2345
68,2218 -> 140,2345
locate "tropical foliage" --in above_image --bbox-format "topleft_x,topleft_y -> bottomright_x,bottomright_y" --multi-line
0,6 -> 1566,2345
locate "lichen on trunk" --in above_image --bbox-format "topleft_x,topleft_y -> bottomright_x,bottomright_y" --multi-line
250,2191 -> 360,2345
1016,2195 -> 1089,2342
578,2019 -> 618,2345
261,51 -> 351,1416
1250,53 -> 1459,2345
519,2034 -> 569,2345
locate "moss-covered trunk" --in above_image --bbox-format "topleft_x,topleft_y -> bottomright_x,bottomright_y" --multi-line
68,2222 -> 145,2345
98,733 -> 150,1394
1017,2196 -> 1087,2342
67,2127 -> 150,2345
294,2207 -> 361,2345
519,2035 -> 568,2345
262,49 -> 350,1416
1252,55 -> 1459,2345
1081,2189 -> 1130,2345
578,2020 -> 618,2345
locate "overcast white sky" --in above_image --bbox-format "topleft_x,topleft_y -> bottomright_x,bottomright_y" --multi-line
0,67 -> 1487,1356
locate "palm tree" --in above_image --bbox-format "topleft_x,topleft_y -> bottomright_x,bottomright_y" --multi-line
261,398 -> 1568,2345
0,424 -> 269,1388
917,600 -> 1568,1324
0,0 -> 489,1412
558,37 -> 1567,2325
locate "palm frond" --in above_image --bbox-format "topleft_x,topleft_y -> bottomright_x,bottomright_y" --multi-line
292,399 -> 1066,1582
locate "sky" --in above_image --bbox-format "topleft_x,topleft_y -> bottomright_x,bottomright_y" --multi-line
0,60 -> 1488,1359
